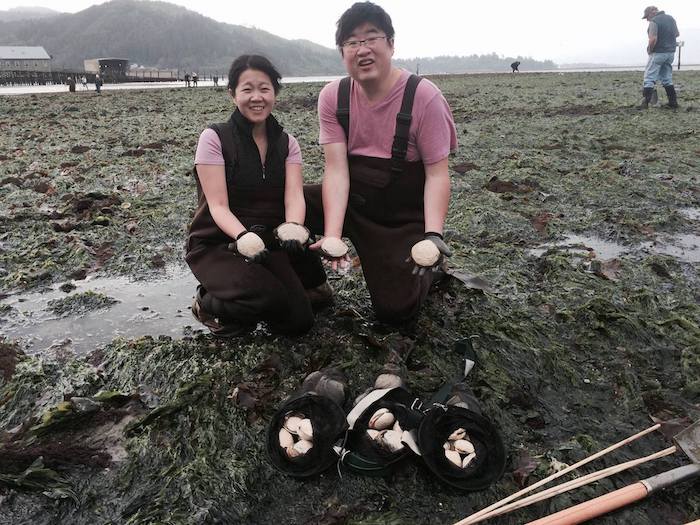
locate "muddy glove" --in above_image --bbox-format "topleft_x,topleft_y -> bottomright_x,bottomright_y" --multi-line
274,222 -> 310,254
408,232 -> 452,276
228,230 -> 268,263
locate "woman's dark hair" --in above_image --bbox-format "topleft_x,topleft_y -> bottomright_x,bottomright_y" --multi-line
335,2 -> 395,48
227,55 -> 282,94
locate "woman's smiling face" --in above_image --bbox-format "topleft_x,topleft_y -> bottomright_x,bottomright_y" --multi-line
231,68 -> 276,125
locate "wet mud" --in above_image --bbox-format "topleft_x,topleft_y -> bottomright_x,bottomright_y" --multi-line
1,72 -> 699,524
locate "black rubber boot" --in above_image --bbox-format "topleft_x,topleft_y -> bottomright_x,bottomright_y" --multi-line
638,87 -> 654,109
663,85 -> 679,109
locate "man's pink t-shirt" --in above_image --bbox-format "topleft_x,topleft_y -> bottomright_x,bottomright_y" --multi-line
195,128 -> 302,165
318,69 -> 457,165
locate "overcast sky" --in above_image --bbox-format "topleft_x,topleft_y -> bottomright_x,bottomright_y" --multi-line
3,0 -> 700,64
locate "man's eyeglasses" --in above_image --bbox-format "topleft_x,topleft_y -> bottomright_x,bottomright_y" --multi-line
341,36 -> 388,50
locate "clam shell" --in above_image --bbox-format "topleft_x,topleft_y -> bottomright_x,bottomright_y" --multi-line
320,237 -> 348,258
276,222 -> 309,243
448,428 -> 466,441
366,429 -> 381,440
443,441 -> 454,451
284,414 -> 303,435
286,446 -> 301,459
462,452 -> 477,468
278,427 -> 295,448
411,239 -> 440,267
369,408 -> 395,430
374,373 -> 403,389
293,439 -> 313,455
298,418 -> 313,441
454,439 -> 475,454
445,449 -> 462,467
381,429 -> 404,453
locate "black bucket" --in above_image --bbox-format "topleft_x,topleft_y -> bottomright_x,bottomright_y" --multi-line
266,392 -> 347,478
418,405 -> 506,491
342,387 -> 424,476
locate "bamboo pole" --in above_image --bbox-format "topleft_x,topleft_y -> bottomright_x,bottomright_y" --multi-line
453,423 -> 661,525
473,446 -> 677,523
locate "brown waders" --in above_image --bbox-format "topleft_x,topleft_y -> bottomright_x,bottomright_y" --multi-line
186,111 -> 320,335
303,75 -> 436,324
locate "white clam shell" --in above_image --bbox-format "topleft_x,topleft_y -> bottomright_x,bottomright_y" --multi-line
454,439 -> 475,455
298,419 -> 313,441
276,222 -> 309,243
293,439 -> 313,455
374,373 -> 403,389
448,428 -> 467,441
369,408 -> 395,430
320,237 -> 348,258
411,239 -> 440,267
284,415 -> 303,435
443,441 -> 454,450
462,452 -> 477,468
381,429 -> 404,452
278,428 -> 295,448
237,232 -> 266,258
445,449 -> 462,467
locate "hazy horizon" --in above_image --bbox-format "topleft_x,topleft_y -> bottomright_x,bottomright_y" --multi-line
2,0 -> 699,65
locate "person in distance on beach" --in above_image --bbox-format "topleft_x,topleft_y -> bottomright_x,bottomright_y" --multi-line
510,61 -> 520,73
304,1 -> 457,325
186,55 -> 324,337
639,5 -> 679,109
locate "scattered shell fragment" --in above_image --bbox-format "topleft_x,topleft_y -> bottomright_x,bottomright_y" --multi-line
320,237 -> 348,258
298,419 -> 313,441
445,449 -> 462,467
411,239 -> 440,267
276,222 -> 309,244
454,439 -> 475,454
369,408 -> 395,430
448,428 -> 467,441
462,453 -> 477,468
279,428 -> 294,448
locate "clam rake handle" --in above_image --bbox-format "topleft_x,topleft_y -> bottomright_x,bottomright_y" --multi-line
526,464 -> 700,525
524,483 -> 648,525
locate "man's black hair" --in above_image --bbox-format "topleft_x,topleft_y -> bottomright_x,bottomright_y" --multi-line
335,2 -> 395,48
227,55 -> 282,94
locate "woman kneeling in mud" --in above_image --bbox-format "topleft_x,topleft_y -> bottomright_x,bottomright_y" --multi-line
186,55 -> 326,337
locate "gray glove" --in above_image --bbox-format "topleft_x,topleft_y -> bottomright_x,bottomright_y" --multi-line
408,232 -> 452,276
228,230 -> 268,263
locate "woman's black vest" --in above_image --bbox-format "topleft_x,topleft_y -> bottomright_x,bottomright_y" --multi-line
188,109 -> 289,246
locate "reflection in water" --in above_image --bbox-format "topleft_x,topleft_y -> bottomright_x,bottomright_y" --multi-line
0,267 -> 199,355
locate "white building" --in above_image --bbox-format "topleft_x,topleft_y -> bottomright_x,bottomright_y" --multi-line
0,46 -> 51,72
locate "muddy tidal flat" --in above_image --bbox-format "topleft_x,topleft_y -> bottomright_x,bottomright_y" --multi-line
1,72 -> 699,524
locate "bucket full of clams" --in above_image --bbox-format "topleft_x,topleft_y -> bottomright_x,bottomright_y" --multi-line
417,404 -> 506,491
266,392 -> 348,478
340,387 -> 424,475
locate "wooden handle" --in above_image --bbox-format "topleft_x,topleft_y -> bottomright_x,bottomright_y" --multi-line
526,482 -> 648,525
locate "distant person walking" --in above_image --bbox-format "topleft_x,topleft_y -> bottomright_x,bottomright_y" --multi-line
639,5 -> 679,109
213,75 -> 219,86
184,73 -> 191,87
95,74 -> 103,94
192,72 -> 199,87
510,61 -> 520,73
67,76 -> 76,92
81,75 -> 88,89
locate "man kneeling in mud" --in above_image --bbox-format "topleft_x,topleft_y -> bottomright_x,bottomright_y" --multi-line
304,1 -> 458,325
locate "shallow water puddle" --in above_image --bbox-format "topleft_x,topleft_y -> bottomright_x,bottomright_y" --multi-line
0,267 -> 199,355
530,232 -> 700,263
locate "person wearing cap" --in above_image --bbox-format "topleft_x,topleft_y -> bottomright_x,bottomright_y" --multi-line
303,1 -> 457,325
640,6 -> 680,109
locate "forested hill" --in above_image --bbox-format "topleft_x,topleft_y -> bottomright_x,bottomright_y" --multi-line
0,0 -> 557,75
0,0 -> 344,76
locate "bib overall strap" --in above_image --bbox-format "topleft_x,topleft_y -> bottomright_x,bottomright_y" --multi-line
336,76 -> 352,139
391,74 -> 422,173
